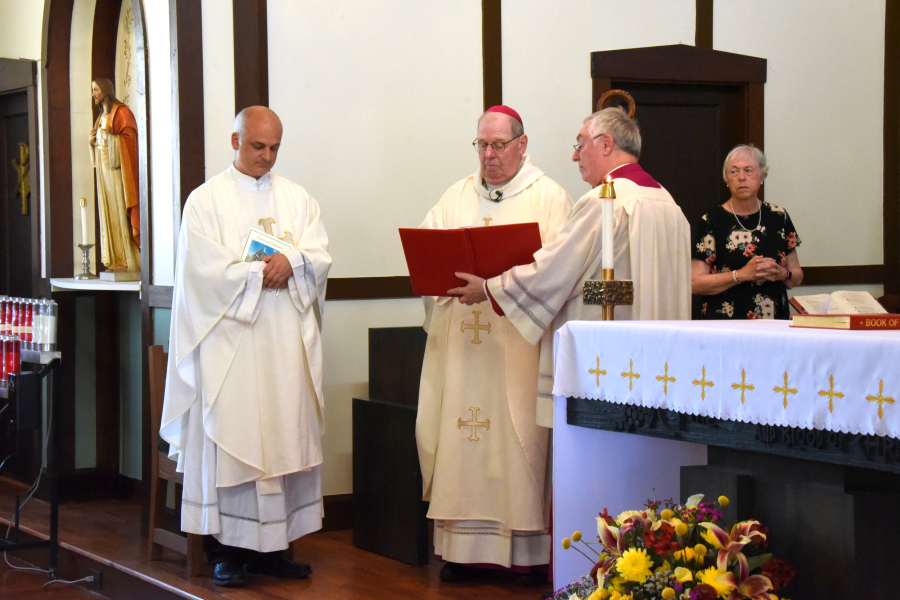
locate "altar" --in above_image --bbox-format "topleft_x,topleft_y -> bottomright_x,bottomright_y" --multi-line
552,320 -> 900,599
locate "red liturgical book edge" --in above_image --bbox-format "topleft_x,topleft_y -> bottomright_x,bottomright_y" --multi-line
790,313 -> 900,330
399,223 -> 542,296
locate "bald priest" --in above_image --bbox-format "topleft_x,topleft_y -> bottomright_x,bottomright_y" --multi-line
416,106 -> 573,584
161,106 -> 331,587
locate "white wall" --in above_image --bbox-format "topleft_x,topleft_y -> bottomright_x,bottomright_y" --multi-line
69,0 -> 97,272
201,0 -> 235,180
715,1 -> 886,267
503,0 -> 697,198
267,0 -> 483,277
0,0 -> 44,60
142,0 -> 175,285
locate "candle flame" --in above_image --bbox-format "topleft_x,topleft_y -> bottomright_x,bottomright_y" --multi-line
605,175 -> 612,184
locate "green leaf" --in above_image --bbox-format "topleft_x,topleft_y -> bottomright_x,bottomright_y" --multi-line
745,553 -> 773,573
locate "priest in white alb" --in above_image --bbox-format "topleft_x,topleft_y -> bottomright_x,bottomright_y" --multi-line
161,106 -> 331,588
416,106 -> 573,584
453,107 -> 692,424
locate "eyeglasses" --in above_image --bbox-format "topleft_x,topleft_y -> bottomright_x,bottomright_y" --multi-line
573,133 -> 606,153
473,135 -> 522,154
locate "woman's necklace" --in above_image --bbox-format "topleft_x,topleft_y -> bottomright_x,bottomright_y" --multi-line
728,199 -> 762,232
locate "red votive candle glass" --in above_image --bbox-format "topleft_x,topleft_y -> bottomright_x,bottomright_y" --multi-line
0,335 -> 7,384
4,335 -> 20,379
0,296 -> 8,335
10,298 -> 20,338
23,299 -> 33,346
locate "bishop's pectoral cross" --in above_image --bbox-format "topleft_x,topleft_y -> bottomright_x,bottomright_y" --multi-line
458,407 -> 490,441
258,217 -> 295,246
460,309 -> 491,344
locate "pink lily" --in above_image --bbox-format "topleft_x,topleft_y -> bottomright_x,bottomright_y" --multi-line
700,521 -> 767,570
597,517 -> 626,557
717,553 -> 775,600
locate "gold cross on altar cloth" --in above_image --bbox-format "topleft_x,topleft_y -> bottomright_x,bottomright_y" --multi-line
460,309 -> 491,344
458,407 -> 490,441
731,369 -> 755,405
866,380 -> 895,419
589,357 -> 607,387
483,217 -> 492,226
621,359 -> 640,391
656,362 -> 676,395
692,366 -> 714,401
774,372 -> 798,408
818,375 -> 844,413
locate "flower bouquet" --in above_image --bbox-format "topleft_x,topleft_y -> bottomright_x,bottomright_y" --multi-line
552,494 -> 795,600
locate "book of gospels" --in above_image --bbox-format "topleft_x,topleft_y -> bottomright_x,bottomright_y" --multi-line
789,290 -> 887,316
241,229 -> 293,295
399,223 -> 542,297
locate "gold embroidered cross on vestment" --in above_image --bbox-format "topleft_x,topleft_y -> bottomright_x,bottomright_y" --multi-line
774,372 -> 798,408
589,357 -> 607,387
458,407 -> 490,441
693,366 -> 714,401
621,359 -> 640,391
258,217 -> 294,245
731,369 -> 755,405
818,375 -> 844,413
483,217 -> 492,226
866,380 -> 895,419
656,362 -> 676,395
460,309 -> 491,344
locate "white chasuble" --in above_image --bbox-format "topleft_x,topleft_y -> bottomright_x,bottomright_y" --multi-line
161,166 -> 331,551
486,163 -> 692,426
416,156 -> 572,567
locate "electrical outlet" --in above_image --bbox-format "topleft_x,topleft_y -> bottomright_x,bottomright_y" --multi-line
89,569 -> 102,590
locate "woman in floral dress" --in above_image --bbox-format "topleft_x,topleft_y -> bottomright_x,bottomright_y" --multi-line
691,145 -> 803,319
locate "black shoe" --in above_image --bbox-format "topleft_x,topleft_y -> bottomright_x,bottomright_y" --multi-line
439,562 -> 481,582
513,569 -> 549,586
245,552 -> 312,579
212,559 -> 246,587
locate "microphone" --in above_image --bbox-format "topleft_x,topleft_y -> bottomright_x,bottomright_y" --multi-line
489,189 -> 503,202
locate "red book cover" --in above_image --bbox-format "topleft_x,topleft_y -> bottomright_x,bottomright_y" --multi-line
399,223 -> 542,296
790,313 -> 900,330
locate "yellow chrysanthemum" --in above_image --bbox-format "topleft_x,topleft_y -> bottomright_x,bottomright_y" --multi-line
562,538 -> 571,549
660,509 -> 674,520
675,522 -> 689,536
698,567 -> 734,599
572,531 -> 583,542
718,495 -> 729,506
616,510 -> 641,523
673,566 -> 693,583
661,588 -> 677,600
701,529 -> 723,550
616,548 -> 653,583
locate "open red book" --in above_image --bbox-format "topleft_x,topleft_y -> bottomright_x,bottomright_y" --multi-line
399,223 -> 542,296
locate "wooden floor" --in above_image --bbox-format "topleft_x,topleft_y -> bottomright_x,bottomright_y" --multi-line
0,492 -> 551,599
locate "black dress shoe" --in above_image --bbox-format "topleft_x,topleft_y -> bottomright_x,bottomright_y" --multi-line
212,559 -> 246,587
513,569 -> 549,586
439,562 -> 481,582
245,552 -> 312,579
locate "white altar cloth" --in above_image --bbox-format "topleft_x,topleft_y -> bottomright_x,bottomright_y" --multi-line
553,320 -> 900,439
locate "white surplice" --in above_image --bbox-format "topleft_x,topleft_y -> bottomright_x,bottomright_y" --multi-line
416,156 -> 572,567
161,165 -> 331,552
486,162 -> 692,426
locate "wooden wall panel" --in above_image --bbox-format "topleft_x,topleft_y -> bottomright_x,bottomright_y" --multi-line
233,0 -> 268,112
481,0 -> 502,109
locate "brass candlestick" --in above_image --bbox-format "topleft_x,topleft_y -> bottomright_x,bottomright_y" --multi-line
583,178 -> 633,319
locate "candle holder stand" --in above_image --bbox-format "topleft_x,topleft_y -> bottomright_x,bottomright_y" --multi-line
74,243 -> 98,280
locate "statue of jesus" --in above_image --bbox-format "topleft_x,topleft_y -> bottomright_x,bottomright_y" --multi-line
89,78 -> 141,276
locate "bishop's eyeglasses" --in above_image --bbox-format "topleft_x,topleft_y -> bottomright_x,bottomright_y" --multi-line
473,135 -> 522,154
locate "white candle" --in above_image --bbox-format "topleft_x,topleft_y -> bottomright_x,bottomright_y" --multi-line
601,177 -> 615,270
80,197 -> 89,245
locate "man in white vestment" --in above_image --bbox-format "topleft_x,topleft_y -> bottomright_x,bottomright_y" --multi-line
416,106 -> 573,585
453,107 -> 691,407
161,106 -> 331,587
